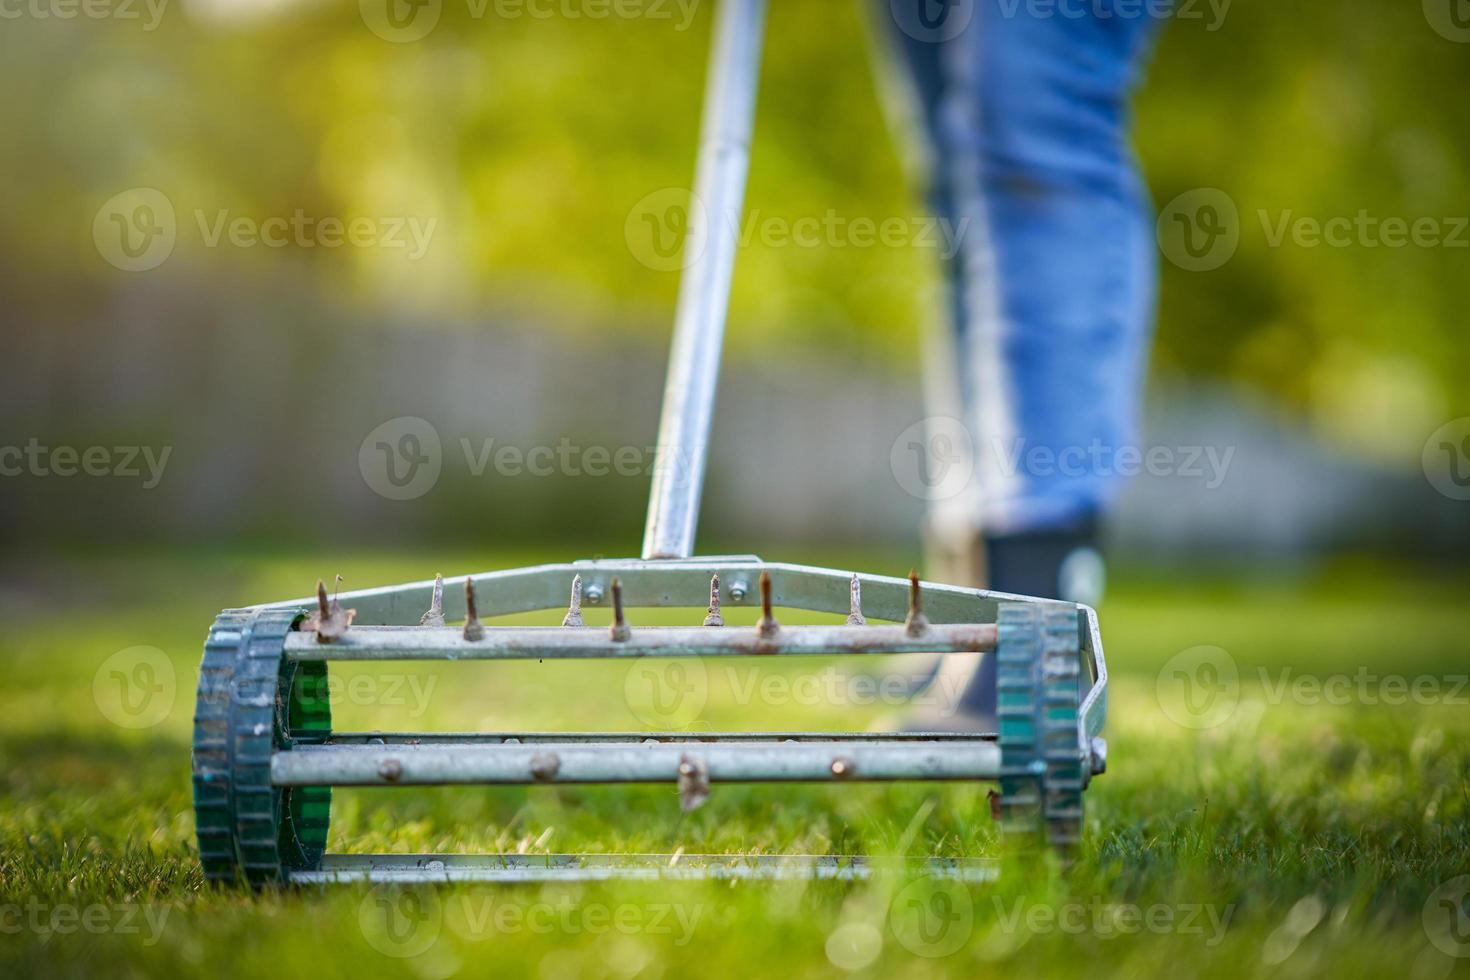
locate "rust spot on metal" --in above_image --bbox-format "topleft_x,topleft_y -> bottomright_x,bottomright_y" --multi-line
561,574 -> 585,628
609,578 -> 631,642
904,568 -> 930,637
677,753 -> 710,812
463,579 -> 485,641
702,574 -> 724,627
378,758 -> 403,782
419,573 -> 445,627
303,577 -> 355,643
755,570 -> 779,642
530,752 -> 561,781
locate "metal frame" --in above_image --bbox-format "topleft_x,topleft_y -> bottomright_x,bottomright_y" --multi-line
200,557 -> 1108,884
257,557 -> 1108,756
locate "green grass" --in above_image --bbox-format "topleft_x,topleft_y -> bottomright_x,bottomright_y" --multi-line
1,549 -> 1467,979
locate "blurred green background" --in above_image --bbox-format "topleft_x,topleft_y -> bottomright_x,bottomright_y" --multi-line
1,0 -> 1466,558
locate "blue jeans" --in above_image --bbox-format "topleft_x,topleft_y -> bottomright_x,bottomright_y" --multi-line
882,0 -> 1164,535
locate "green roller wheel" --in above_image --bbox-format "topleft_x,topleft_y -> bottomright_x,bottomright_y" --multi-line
191,608 -> 332,886
996,601 -> 1085,851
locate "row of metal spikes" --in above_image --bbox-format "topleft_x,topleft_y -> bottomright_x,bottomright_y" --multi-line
301,569 -> 934,645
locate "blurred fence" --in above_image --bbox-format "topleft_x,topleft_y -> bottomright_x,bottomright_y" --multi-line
2,269 -> 1463,564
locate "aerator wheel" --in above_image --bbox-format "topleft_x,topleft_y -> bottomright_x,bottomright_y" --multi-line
997,601 -> 1085,851
192,608 -> 332,886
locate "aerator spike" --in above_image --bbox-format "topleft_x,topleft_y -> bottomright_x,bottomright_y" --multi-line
677,754 -> 711,812
846,574 -> 865,626
755,570 -> 779,639
609,578 -> 631,642
303,577 -> 355,643
463,579 -> 484,642
905,569 -> 929,637
703,574 -> 724,627
562,574 -> 586,628
420,574 -> 446,627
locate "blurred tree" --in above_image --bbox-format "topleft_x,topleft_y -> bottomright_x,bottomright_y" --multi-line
0,0 -> 1464,467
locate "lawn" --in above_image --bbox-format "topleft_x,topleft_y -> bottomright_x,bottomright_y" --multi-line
1,548 -> 1467,979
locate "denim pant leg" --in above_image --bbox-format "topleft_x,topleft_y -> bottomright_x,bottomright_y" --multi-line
880,1 -> 1164,721
883,1 -> 1163,537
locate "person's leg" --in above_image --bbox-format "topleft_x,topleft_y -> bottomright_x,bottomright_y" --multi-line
951,2 -> 1163,720
880,2 -> 1164,724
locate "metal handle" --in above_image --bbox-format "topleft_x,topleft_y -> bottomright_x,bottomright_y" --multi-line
641,0 -> 767,560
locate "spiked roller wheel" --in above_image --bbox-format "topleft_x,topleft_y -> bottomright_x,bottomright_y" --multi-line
997,601 -> 1086,851
192,608 -> 332,886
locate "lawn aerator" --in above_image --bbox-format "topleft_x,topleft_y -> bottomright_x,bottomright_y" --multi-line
190,0 -> 1108,886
